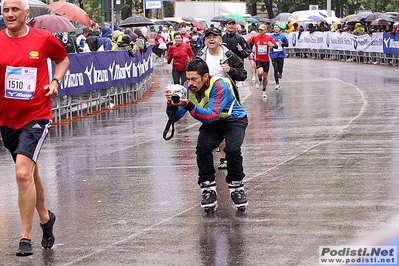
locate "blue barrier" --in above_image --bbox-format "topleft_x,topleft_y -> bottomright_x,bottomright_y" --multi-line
55,49 -> 153,97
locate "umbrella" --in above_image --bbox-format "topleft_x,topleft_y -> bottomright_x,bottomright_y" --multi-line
296,15 -> 314,23
246,17 -> 259,24
379,14 -> 395,22
120,16 -> 154,27
225,13 -> 245,24
356,11 -> 372,20
384,12 -> 398,16
272,12 -> 292,22
211,15 -> 227,23
75,25 -> 85,35
253,16 -> 270,24
371,18 -> 390,26
182,16 -> 195,22
29,14 -> 76,33
46,1 -> 91,26
191,20 -> 204,30
365,12 -> 381,22
325,17 -> 341,24
342,14 -> 359,23
275,22 -> 286,30
288,14 -> 300,21
308,15 -> 326,22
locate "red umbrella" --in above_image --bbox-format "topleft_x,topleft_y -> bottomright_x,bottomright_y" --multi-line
371,18 -> 390,26
46,1 -> 91,26
29,14 -> 76,33
191,20 -> 204,30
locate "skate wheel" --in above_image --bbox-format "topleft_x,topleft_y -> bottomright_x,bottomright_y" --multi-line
204,206 -> 216,213
236,206 -> 246,212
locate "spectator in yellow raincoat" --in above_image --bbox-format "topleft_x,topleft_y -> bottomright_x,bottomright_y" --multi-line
352,23 -> 365,36
285,22 -> 295,33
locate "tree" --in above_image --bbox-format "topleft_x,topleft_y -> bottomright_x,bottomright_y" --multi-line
263,0 -> 274,18
81,0 -> 101,23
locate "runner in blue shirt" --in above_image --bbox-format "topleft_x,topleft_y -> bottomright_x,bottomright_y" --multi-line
270,24 -> 289,90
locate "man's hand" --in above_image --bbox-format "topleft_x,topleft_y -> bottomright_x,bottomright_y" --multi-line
221,64 -> 230,73
44,84 -> 59,99
267,41 -> 275,47
237,43 -> 243,52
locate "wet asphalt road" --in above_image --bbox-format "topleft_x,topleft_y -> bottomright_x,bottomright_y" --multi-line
1,58 -> 399,266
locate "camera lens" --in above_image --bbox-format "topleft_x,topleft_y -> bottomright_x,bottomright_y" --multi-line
171,95 -> 180,103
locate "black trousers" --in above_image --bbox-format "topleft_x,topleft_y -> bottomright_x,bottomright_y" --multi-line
196,120 -> 247,184
272,57 -> 284,84
172,69 -> 186,85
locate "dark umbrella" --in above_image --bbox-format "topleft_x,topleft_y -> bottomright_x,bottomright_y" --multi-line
253,16 -> 270,24
182,16 -> 195,22
153,20 -> 165,25
120,16 -> 154,27
272,12 -> 292,22
364,12 -> 381,22
154,20 -> 174,27
211,15 -> 227,23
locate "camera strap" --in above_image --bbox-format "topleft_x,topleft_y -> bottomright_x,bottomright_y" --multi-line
163,106 -> 177,141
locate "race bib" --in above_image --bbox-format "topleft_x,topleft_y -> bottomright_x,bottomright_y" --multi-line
258,45 -> 267,55
5,66 -> 37,100
273,42 -> 283,52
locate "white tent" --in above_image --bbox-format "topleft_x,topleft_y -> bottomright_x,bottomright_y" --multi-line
29,0 -> 46,7
28,0 -> 48,18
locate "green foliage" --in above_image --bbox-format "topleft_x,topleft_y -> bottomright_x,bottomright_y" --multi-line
81,0 -> 101,23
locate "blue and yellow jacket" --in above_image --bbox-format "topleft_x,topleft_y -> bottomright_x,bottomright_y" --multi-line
167,76 -> 247,124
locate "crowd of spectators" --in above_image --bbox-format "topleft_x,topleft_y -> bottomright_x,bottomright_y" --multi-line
281,20 -> 399,36
56,16 -> 399,66
57,21 -> 149,57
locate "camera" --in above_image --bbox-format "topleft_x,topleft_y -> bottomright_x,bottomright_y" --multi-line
168,84 -> 187,103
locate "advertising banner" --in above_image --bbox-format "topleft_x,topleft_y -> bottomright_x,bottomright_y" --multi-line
382,32 -> 399,55
287,32 -> 384,53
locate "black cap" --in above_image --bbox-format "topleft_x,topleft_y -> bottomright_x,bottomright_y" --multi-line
204,27 -> 221,37
122,35 -> 132,44
226,18 -> 236,24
